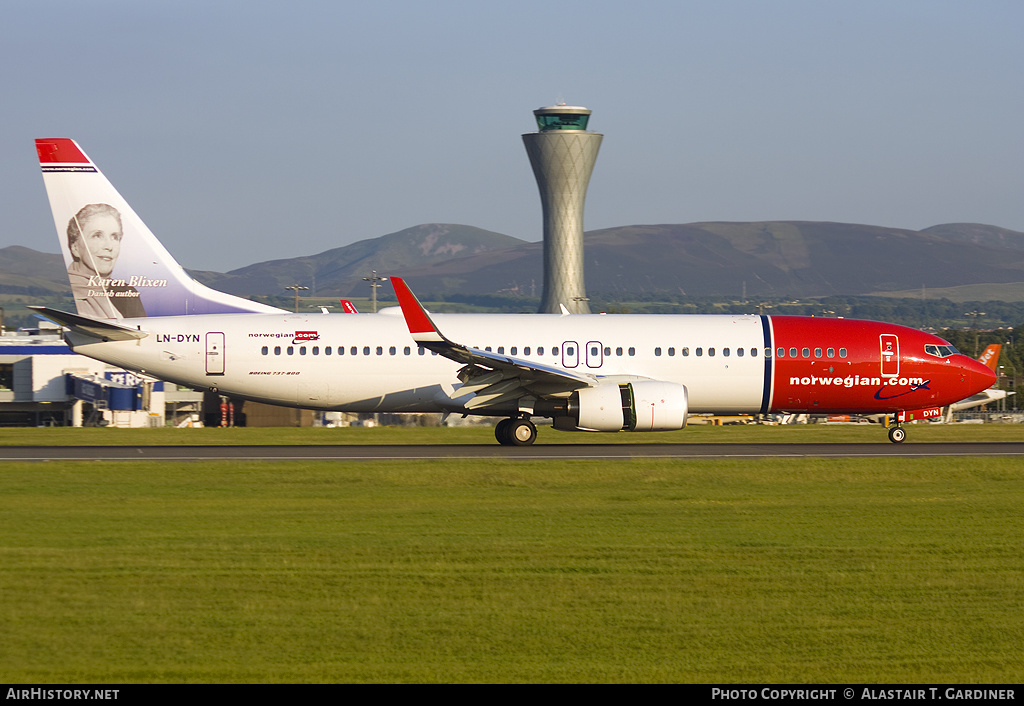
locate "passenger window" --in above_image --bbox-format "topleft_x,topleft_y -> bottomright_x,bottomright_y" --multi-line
839,348 -> 848,358
709,348 -> 716,357
655,347 -> 662,356
814,348 -> 822,357
668,347 -> 675,356
801,348 -> 809,357
497,347 -> 504,354
287,346 -> 294,356
274,346 -> 281,355
736,348 -> 743,357
628,347 -> 635,356
376,346 -> 383,356
418,346 -> 425,356
363,346 -> 370,355
404,346 -> 411,355
696,348 -> 703,357
789,348 -> 797,358
510,347 -> 517,355
751,348 -> 758,357
261,346 -> 268,355
389,346 -> 396,355
616,347 -> 623,356
312,346 -> 319,355
723,348 -> 730,357
682,347 -> 689,357
553,347 -> 559,355
326,347 -> 332,355
524,347 -> 531,356
827,348 -> 835,357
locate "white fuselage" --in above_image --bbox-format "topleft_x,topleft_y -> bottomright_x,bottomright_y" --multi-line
67,310 -> 769,414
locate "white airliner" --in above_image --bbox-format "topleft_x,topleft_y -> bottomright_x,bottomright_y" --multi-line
31,138 -> 996,444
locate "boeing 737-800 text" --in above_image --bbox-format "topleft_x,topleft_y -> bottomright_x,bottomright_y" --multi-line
31,138 -> 995,444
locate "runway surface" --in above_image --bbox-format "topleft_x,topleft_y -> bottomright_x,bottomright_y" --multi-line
1,442 -> 1023,461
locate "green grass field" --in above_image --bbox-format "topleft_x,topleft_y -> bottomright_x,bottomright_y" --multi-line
2,447 -> 1023,682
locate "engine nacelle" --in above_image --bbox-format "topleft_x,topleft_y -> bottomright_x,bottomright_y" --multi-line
628,380 -> 689,431
559,381 -> 689,432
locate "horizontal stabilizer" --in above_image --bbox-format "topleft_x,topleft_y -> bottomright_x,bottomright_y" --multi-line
28,306 -> 148,342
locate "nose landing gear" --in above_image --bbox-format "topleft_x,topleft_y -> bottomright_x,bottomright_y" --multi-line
887,425 -> 906,444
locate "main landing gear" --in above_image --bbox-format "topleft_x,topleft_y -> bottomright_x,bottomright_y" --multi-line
495,417 -> 538,446
887,425 -> 906,444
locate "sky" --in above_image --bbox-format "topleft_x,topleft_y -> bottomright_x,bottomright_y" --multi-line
2,1 -> 1023,273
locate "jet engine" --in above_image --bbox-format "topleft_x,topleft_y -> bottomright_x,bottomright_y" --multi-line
553,381 -> 689,432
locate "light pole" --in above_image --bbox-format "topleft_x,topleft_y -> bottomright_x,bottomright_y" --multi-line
965,310 -> 986,357
363,271 -> 388,313
285,284 -> 308,313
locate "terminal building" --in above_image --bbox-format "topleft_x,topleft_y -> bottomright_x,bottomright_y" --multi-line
0,319 -> 200,427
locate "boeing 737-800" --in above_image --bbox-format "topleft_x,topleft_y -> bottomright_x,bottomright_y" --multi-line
31,138 -> 996,444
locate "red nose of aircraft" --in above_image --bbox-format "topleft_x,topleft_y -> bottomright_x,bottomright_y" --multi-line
959,354 -> 998,398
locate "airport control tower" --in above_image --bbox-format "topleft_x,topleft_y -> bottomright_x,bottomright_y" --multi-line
523,105 -> 603,314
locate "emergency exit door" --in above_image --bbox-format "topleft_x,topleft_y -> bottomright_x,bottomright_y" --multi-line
206,332 -> 225,375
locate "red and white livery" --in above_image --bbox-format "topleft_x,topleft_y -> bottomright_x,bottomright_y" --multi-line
31,139 -> 995,444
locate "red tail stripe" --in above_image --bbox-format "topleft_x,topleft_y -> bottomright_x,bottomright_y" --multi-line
36,139 -> 89,164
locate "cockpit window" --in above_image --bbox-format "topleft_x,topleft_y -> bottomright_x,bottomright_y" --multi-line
925,344 -> 959,358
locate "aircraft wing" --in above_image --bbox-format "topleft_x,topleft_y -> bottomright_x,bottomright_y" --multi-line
391,277 -> 596,409
28,306 -> 148,342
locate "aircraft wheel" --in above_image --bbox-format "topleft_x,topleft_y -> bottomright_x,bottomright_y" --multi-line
507,418 -> 537,446
495,418 -> 512,445
888,426 -> 906,444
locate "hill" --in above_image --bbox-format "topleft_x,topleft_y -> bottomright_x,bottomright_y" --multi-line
191,224 -> 527,297
920,223 -> 1024,253
4,221 -> 1024,303
392,222 -> 1024,300
0,245 -> 73,296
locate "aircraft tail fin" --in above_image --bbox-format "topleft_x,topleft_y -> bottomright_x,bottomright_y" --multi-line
36,138 -> 285,319
977,344 -> 1001,372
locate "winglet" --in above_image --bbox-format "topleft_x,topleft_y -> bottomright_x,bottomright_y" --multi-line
391,277 -> 445,343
